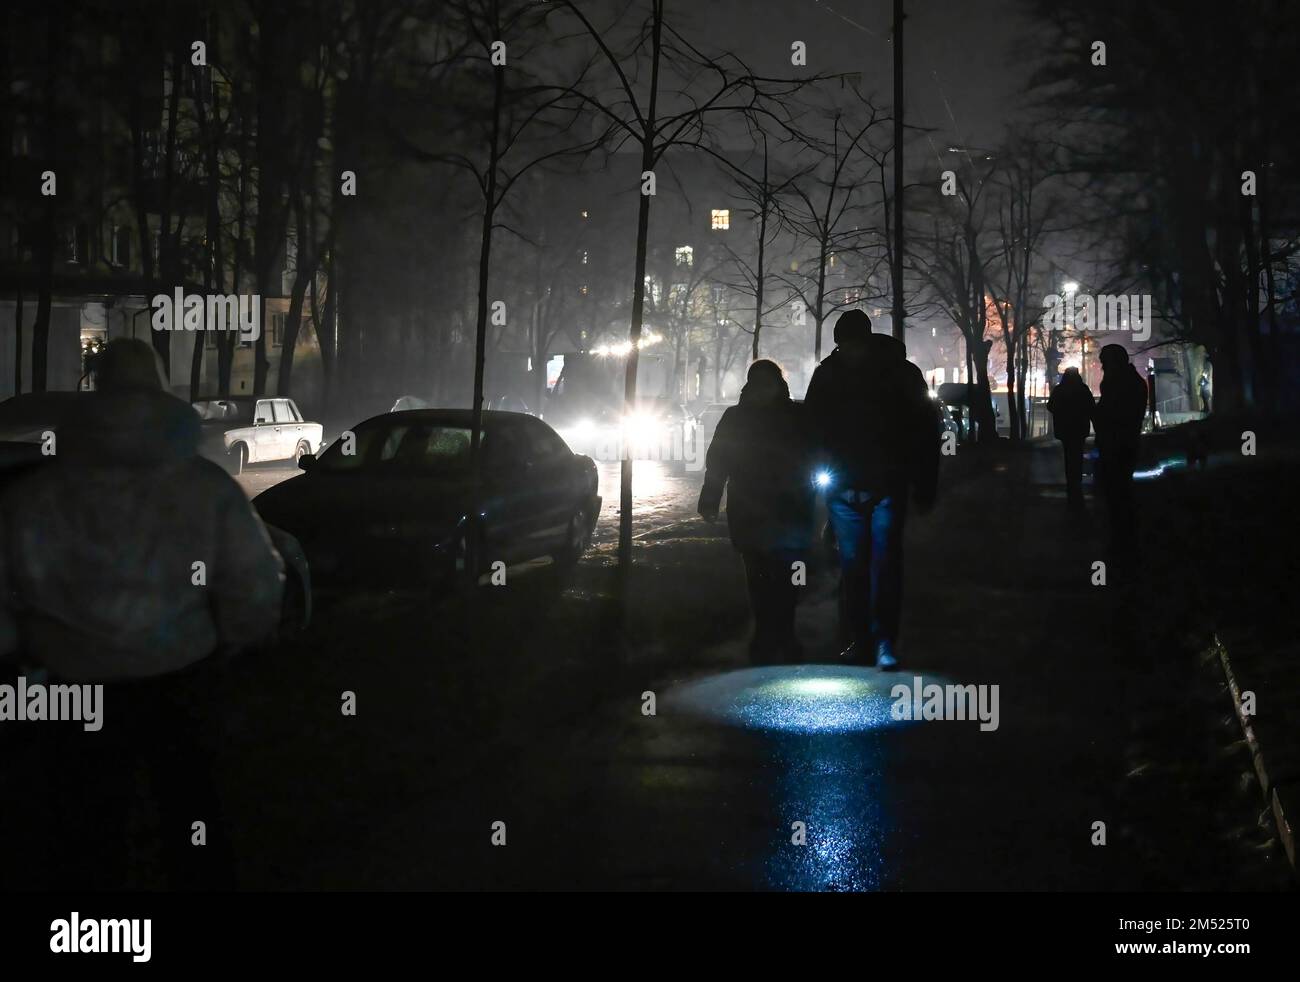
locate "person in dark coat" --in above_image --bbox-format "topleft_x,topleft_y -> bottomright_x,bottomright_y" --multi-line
698,360 -> 815,662
1046,367 -> 1094,509
803,310 -> 940,670
1093,344 -> 1149,548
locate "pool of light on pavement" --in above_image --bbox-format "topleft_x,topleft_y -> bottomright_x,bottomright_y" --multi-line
665,664 -> 953,734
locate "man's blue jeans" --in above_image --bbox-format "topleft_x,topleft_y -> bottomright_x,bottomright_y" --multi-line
827,490 -> 906,648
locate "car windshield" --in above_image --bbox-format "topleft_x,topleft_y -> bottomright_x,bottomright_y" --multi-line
193,399 -> 253,423
316,420 -> 483,475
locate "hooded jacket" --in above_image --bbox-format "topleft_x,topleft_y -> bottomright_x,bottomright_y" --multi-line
1094,364 -> 1148,452
0,389 -> 284,680
1047,374 -> 1095,442
698,382 -> 816,552
803,333 -> 940,502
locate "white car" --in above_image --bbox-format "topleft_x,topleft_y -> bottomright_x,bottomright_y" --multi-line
194,397 -> 323,473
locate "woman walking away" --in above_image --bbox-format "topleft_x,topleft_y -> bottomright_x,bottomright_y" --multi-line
698,360 -> 816,663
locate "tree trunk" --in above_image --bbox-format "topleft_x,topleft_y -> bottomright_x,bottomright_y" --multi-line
468,56 -> 505,577
752,193 -> 767,361
618,0 -> 663,570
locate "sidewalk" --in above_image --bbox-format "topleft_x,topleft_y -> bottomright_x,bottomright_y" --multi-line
328,439 -> 1286,889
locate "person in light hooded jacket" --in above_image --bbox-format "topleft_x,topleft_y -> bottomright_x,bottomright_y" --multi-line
0,338 -> 283,889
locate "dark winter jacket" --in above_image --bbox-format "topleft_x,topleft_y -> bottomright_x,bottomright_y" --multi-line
1047,376 -> 1095,442
1093,364 -> 1148,452
698,394 -> 816,552
803,334 -> 940,503
0,388 -> 284,680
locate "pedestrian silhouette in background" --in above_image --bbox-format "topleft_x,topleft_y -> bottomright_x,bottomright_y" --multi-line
0,338 -> 284,890
699,360 -> 815,663
1199,372 -> 1212,415
804,310 -> 940,670
1093,343 -> 1149,549
1047,367 -> 1094,509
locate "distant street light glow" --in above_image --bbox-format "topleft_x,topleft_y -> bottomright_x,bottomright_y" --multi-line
591,331 -> 662,357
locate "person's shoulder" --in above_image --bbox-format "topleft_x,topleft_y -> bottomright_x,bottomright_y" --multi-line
811,351 -> 839,375
898,360 -> 928,393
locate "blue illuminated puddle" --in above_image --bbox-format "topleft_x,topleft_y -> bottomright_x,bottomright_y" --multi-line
665,664 -> 954,735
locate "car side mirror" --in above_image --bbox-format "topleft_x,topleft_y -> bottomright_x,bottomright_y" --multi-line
298,452 -> 317,472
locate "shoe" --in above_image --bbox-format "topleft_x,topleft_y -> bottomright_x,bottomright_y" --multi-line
875,641 -> 898,671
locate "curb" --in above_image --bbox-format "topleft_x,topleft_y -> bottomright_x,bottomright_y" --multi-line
1213,633 -> 1297,871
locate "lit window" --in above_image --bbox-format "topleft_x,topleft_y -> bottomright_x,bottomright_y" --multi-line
580,209 -> 588,219
675,245 -> 693,266
710,209 -> 729,230
580,284 -> 588,296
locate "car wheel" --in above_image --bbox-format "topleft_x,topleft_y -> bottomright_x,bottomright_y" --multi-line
232,443 -> 249,475
293,440 -> 310,466
555,505 -> 591,568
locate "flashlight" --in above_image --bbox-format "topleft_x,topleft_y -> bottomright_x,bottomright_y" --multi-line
815,470 -> 832,489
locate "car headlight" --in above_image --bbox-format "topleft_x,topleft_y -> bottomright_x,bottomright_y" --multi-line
622,411 -> 664,444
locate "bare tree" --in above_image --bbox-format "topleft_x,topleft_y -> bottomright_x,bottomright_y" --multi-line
910,162 -> 1001,442
779,100 -> 888,361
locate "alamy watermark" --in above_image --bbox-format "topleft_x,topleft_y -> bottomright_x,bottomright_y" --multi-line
151,288 -> 261,343
564,422 -> 705,471
0,676 -> 103,731
1043,291 -> 1152,342
890,676 -> 1000,731
50,912 -> 151,963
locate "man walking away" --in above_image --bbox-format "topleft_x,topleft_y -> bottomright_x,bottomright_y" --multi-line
804,310 -> 940,670
1047,367 -> 1094,509
699,360 -> 815,663
0,339 -> 284,890
1093,343 -> 1149,550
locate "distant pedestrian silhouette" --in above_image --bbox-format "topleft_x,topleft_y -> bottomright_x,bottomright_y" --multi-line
698,360 -> 815,662
1047,367 -> 1094,509
1093,344 -> 1149,548
1199,372 -> 1212,415
804,310 -> 940,670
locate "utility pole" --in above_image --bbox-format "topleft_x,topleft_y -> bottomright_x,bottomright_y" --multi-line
891,0 -> 906,343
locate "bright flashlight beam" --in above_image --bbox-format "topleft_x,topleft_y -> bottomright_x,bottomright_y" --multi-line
815,471 -> 832,488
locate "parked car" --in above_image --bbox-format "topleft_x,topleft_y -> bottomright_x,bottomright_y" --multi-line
252,409 -> 601,591
390,395 -> 432,413
193,396 -> 323,473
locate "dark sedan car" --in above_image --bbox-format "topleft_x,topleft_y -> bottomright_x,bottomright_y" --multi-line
252,409 -> 601,590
